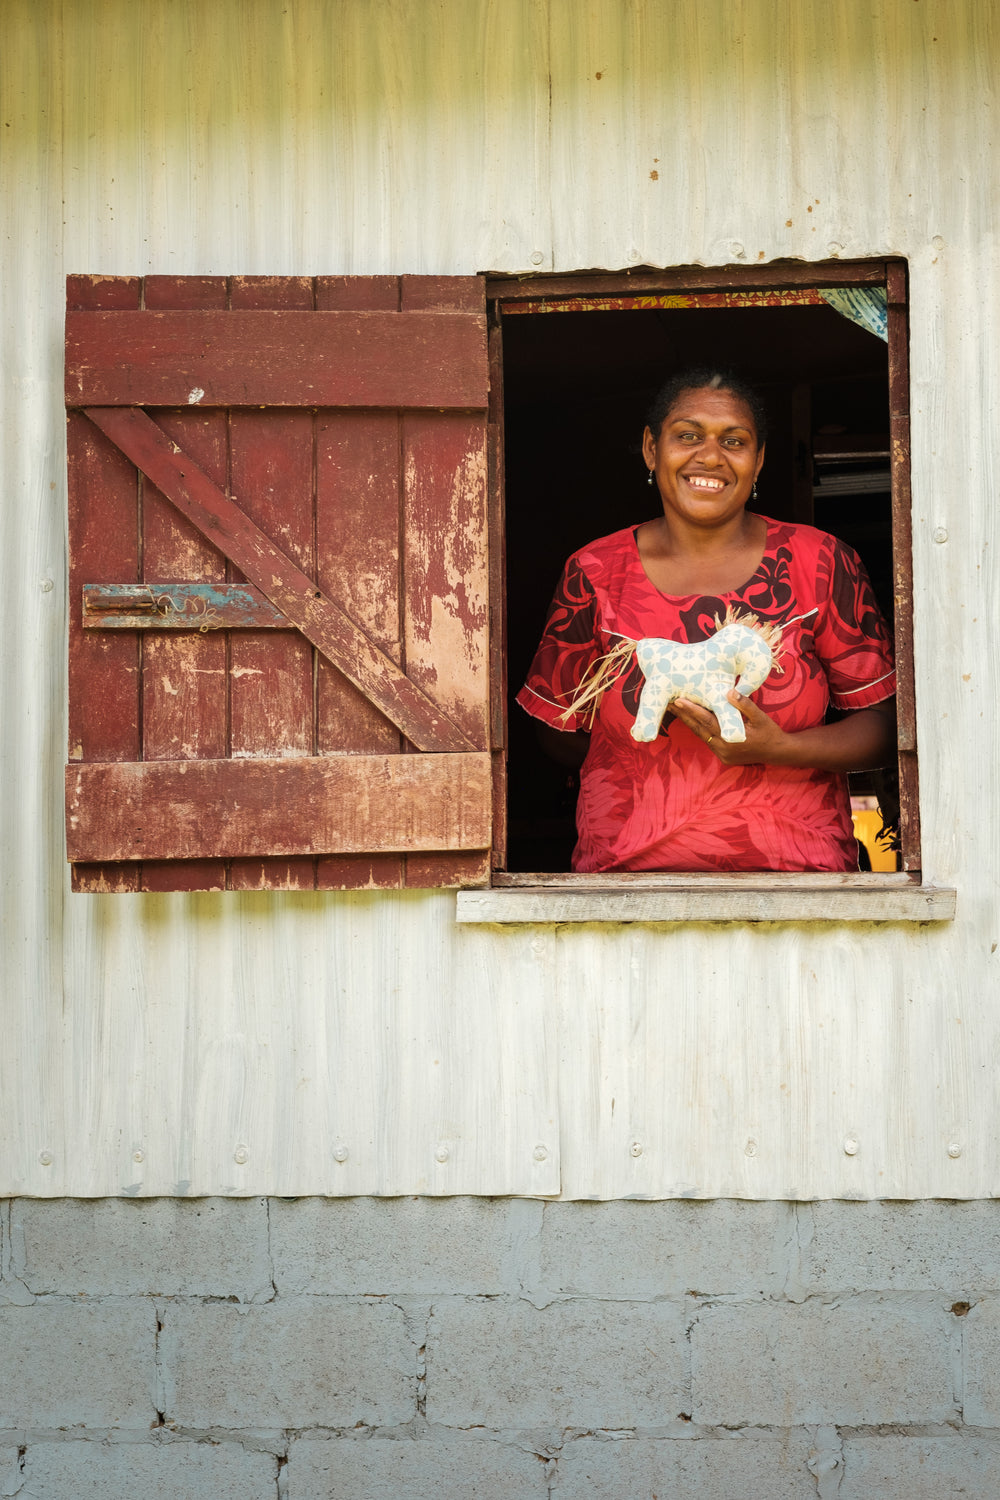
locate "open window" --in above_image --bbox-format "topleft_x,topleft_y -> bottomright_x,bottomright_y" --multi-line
458,259 -> 949,923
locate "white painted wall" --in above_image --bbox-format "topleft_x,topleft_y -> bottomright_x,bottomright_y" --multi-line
2,0 -> 996,1197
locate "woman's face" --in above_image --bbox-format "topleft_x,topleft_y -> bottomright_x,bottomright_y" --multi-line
642,385 -> 765,529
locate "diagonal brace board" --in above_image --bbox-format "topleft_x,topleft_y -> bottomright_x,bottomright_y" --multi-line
83,406 -> 479,754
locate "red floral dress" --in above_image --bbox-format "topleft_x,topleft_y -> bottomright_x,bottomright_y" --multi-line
516,518 -> 896,872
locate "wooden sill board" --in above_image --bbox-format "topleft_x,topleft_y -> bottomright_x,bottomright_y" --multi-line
456,876 -> 955,924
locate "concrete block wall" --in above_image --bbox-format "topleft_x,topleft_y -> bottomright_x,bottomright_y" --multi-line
2,1197 -> 1000,1497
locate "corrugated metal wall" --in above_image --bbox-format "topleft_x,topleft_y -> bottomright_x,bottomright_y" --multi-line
2,0 -> 997,1197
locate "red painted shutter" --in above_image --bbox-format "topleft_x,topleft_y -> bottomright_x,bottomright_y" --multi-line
66,275 -> 492,892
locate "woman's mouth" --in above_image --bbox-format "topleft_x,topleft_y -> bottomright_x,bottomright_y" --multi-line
683,474 -> 727,492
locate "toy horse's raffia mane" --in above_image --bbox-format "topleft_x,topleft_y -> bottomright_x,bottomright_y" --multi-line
557,607 -> 784,726
714,604 -> 785,664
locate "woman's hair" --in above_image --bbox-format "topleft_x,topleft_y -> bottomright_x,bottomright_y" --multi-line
645,367 -> 769,445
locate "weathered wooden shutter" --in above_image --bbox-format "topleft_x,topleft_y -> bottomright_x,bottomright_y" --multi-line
66,274 -> 492,892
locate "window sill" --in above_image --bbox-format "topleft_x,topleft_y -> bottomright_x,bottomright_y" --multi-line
456,872 -> 956,924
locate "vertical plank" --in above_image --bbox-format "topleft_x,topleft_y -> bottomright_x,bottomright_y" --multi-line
314,406 -> 403,754
401,278 -> 490,888
67,277 -> 141,892
401,403 -> 490,890
315,275 -> 404,889
144,274 -> 229,310
228,276 -> 316,890
399,274 -> 485,313
66,418 -> 140,763
66,274 -> 141,312
140,275 -> 229,891
69,864 -> 141,894
488,308 -> 508,871
405,851 -> 490,886
887,259 -> 920,872
316,275 -> 399,312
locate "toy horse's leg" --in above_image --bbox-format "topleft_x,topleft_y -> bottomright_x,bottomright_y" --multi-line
631,674 -> 672,742
631,641 -> 677,741
725,642 -> 774,740
733,637 -> 774,700
709,688 -> 748,743
734,662 -> 770,698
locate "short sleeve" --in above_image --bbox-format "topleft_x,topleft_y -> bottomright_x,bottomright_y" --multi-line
516,554 -> 602,732
815,535 -> 896,710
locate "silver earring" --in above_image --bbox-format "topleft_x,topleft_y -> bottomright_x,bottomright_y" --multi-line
647,469 -> 655,486
752,481 -> 758,502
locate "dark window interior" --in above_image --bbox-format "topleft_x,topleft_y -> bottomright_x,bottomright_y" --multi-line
501,299 -> 893,872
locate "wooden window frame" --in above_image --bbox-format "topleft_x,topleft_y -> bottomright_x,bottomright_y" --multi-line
457,258 -> 954,924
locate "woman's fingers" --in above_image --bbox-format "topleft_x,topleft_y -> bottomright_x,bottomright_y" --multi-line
728,689 -> 761,721
671,691 -> 783,765
722,692 -> 789,763
671,698 -> 720,740
671,693 -> 787,766
671,698 -> 738,758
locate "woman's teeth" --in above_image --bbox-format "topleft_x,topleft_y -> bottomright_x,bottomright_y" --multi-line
686,475 -> 726,490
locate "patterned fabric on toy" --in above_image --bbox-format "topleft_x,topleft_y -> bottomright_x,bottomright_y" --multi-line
561,607 -> 783,744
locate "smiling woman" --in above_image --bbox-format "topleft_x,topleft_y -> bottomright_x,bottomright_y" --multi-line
516,368 -> 897,873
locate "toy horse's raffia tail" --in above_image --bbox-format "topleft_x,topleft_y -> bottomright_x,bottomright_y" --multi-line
558,635 -> 637,726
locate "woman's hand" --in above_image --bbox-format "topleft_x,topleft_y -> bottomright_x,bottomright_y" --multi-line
671,691 -> 897,773
671,690 -> 789,765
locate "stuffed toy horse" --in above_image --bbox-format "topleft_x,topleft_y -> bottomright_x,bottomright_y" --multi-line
630,617 -> 781,742
562,607 -> 783,744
